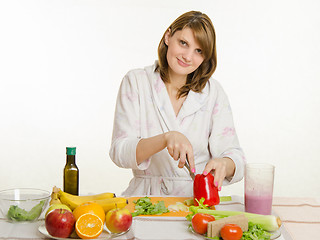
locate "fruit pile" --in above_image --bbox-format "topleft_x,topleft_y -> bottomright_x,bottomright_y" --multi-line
45,186 -> 132,239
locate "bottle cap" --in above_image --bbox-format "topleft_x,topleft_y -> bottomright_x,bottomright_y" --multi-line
66,147 -> 76,155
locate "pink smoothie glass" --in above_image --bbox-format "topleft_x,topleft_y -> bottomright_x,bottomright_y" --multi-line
245,163 -> 275,215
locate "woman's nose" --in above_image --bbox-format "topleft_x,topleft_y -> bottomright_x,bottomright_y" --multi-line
182,49 -> 193,62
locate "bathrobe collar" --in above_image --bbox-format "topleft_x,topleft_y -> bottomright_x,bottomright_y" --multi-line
145,62 -> 210,131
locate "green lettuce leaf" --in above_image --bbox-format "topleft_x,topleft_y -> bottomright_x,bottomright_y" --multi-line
131,197 -> 169,217
7,200 -> 45,221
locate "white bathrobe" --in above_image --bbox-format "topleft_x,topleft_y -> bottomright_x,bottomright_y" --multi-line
109,62 -> 245,196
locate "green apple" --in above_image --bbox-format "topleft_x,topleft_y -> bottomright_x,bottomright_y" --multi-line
45,203 -> 72,217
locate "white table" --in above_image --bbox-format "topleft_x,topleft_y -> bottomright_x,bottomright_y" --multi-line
1,195 -> 319,240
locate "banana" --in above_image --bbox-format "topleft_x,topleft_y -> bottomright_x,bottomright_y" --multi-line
91,197 -> 128,212
49,186 -> 62,205
58,190 -> 116,210
49,194 -> 61,205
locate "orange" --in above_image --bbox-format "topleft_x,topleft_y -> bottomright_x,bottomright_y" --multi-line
75,213 -> 103,239
73,202 -> 105,223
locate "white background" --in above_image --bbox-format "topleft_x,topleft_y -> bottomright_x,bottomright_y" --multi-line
0,0 -> 319,198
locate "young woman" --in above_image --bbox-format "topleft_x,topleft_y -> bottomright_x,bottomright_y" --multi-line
109,11 -> 245,196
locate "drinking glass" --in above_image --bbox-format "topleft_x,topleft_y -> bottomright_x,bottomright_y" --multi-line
245,163 -> 275,215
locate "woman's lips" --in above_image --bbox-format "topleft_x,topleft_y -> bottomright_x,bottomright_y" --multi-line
177,58 -> 190,67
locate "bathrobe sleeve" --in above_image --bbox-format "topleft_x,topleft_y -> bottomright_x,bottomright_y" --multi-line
208,81 -> 245,185
109,71 -> 151,170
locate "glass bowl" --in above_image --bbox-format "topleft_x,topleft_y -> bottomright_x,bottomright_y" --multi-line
0,188 -> 50,222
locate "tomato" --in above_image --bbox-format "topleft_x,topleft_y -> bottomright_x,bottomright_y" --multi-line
191,213 -> 216,235
220,224 -> 243,240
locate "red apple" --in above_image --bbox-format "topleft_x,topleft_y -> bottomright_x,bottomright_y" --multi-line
105,208 -> 132,233
45,209 -> 75,238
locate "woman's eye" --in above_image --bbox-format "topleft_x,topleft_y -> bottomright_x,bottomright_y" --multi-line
196,49 -> 202,54
180,40 -> 187,46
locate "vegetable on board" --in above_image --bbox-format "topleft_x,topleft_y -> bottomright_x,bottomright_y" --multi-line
192,213 -> 216,235
207,214 -> 248,238
168,202 -> 189,212
194,173 -> 220,207
241,222 -> 272,240
189,206 -> 281,232
186,198 -> 276,239
220,224 -> 243,240
131,196 -> 169,217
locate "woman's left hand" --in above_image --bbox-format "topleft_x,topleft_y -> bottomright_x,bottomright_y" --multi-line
203,157 -> 235,191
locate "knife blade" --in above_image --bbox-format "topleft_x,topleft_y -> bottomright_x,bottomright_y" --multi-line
184,157 -> 195,180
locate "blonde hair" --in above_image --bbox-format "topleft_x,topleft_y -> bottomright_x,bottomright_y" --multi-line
157,11 -> 217,98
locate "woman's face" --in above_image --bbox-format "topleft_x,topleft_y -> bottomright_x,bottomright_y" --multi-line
165,27 -> 204,80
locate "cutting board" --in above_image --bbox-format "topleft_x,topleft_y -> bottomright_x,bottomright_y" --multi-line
125,196 -> 192,217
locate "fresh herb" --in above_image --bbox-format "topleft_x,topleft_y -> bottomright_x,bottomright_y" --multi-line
131,196 -> 169,217
186,198 -> 210,221
241,222 -> 272,240
7,200 -> 45,221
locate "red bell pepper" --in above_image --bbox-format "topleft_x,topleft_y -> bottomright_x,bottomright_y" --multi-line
193,172 -> 220,206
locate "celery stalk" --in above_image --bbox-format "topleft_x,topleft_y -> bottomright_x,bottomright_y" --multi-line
190,207 -> 281,232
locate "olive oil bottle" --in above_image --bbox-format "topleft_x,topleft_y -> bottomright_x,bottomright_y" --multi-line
63,147 -> 79,195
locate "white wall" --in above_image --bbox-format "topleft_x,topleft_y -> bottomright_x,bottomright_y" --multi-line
0,0 -> 319,198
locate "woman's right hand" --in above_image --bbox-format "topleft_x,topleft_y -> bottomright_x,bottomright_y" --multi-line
164,131 -> 195,172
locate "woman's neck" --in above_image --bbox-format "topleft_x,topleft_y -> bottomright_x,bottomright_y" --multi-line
167,70 -> 187,98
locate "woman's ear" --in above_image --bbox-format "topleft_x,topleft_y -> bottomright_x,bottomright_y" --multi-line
164,28 -> 171,45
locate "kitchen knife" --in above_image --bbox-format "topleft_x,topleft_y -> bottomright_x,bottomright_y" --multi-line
184,157 -> 195,180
